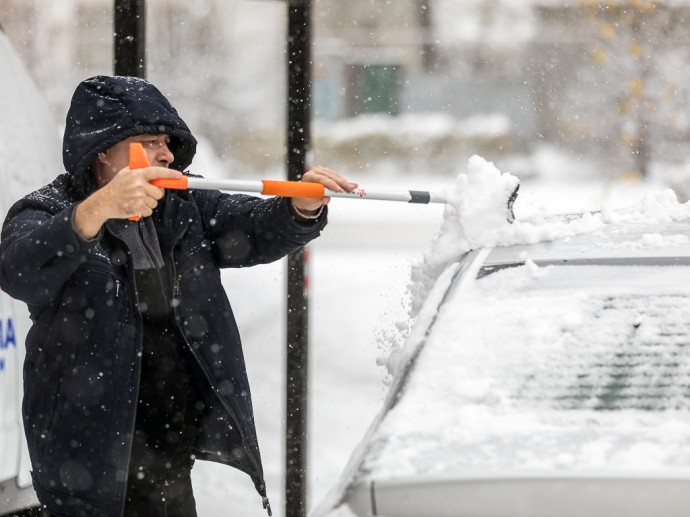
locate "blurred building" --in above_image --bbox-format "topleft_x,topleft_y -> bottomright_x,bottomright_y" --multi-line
0,0 -> 111,115
3,0 -> 689,176
0,0 -> 523,126
311,0 -> 539,154
0,0 -> 286,158
530,0 -> 690,175
312,0 -> 433,119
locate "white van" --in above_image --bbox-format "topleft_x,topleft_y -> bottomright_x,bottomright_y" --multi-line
0,27 -> 63,516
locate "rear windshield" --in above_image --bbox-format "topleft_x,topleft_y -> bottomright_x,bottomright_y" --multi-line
471,264 -> 690,411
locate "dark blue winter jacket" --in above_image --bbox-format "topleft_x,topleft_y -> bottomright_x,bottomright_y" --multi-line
0,76 -> 325,517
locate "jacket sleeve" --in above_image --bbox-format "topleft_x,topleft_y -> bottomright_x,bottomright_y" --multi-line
194,189 -> 327,268
0,201 -> 102,306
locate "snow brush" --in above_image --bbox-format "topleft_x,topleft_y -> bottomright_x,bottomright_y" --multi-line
130,143 -> 519,222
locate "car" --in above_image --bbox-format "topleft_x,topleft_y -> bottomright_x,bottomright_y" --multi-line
314,200 -> 690,517
0,27 -> 63,517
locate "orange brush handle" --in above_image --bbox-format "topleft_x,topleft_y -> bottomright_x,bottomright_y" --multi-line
261,180 -> 325,199
150,177 -> 189,189
128,143 -> 151,221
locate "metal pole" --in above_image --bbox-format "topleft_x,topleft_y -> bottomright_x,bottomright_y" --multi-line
286,1 -> 311,516
113,0 -> 146,77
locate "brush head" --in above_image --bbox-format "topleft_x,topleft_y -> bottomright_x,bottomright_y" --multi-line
506,183 -> 520,223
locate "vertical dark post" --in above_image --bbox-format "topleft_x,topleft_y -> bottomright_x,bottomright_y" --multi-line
417,0 -> 436,72
286,1 -> 311,516
114,0 -> 146,77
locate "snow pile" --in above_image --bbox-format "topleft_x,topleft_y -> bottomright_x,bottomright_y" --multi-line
615,233 -> 690,249
318,113 -> 512,146
0,30 -> 62,209
313,113 -> 515,176
601,187 -> 687,225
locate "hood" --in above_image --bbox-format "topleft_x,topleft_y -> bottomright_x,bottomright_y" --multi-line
62,75 -> 197,199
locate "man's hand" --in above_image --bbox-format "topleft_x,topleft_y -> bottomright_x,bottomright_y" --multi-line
293,166 -> 357,214
73,167 -> 183,239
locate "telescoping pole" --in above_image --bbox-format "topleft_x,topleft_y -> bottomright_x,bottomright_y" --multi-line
145,174 -> 449,204
113,0 -> 146,78
286,1 -> 311,516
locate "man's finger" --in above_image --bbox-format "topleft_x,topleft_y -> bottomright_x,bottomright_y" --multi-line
315,167 -> 358,191
142,183 -> 166,200
303,168 -> 357,193
140,167 -> 183,181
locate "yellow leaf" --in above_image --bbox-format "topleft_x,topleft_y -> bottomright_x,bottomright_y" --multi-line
631,78 -> 643,98
600,23 -> 616,39
629,42 -> 643,58
592,48 -> 608,64
629,0 -> 655,12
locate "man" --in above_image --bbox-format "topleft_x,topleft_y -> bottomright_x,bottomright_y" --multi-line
0,75 -> 355,517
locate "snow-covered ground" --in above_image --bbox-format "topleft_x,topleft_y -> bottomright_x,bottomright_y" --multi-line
188,145 -> 661,516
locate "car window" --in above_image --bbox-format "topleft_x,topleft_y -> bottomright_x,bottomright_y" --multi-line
461,264 -> 690,411
480,266 -> 690,410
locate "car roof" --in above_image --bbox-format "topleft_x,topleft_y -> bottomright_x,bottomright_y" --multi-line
484,217 -> 690,267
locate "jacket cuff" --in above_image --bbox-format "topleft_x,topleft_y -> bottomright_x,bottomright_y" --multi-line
289,198 -> 325,223
70,202 -> 105,244
281,197 -> 327,230
44,204 -> 103,261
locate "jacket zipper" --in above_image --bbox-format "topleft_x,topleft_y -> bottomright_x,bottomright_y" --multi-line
173,275 -> 181,298
170,224 -> 271,515
87,261 -> 122,298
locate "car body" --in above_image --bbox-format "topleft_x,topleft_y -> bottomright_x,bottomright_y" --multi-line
0,28 -> 62,516
315,206 -> 690,517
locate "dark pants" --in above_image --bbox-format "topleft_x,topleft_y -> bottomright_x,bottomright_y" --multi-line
124,281 -> 206,517
123,429 -> 197,517
45,431 -> 199,517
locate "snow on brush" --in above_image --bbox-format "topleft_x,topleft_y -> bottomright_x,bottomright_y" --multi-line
407,155 -> 519,312
408,155 -> 598,319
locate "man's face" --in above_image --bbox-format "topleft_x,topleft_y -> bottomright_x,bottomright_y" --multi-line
95,134 -> 174,186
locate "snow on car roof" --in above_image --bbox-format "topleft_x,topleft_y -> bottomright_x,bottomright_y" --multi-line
485,219 -> 690,266
363,262 -> 690,482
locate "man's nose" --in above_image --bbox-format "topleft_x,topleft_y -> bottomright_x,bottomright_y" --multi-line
155,141 -> 175,166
